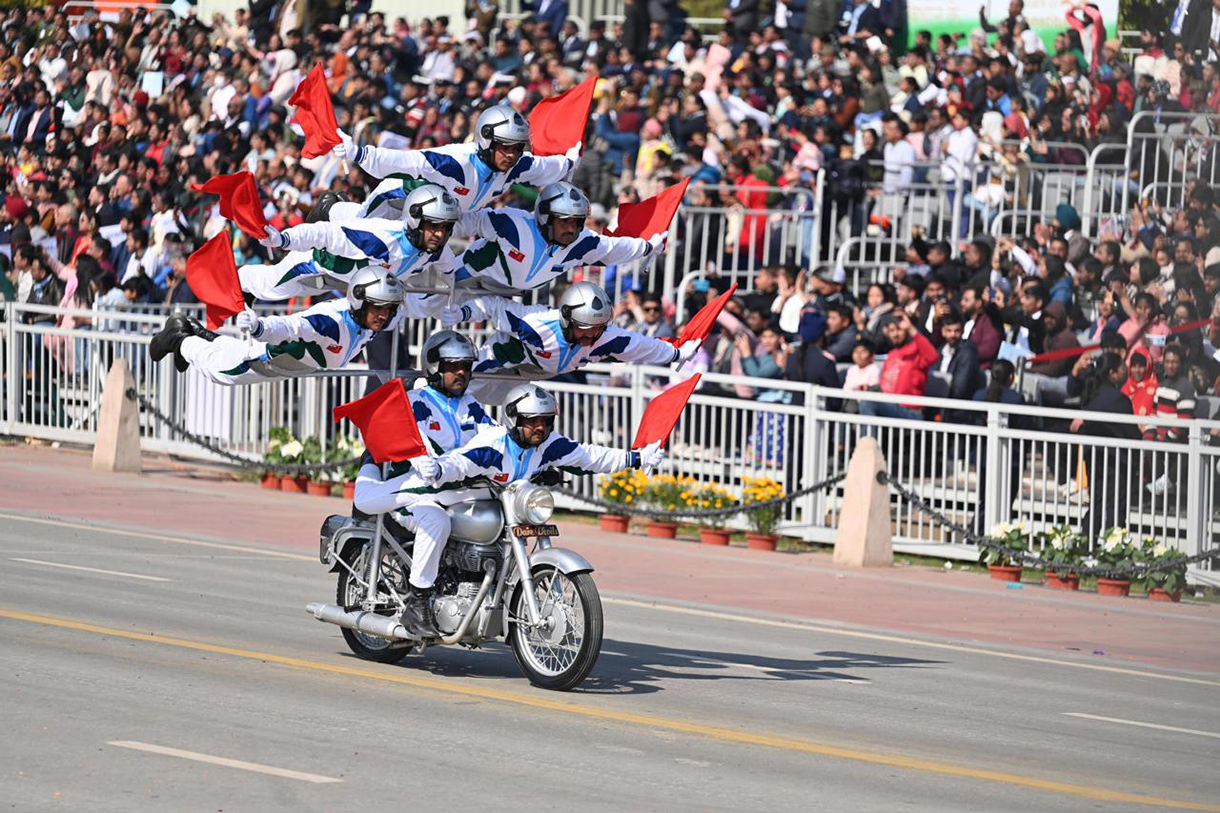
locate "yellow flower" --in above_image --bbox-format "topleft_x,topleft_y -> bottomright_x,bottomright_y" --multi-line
625,495 -> 633,502
609,489 -> 619,497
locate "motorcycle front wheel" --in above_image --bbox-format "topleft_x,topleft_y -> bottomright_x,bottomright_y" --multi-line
335,545 -> 414,664
509,565 -> 602,691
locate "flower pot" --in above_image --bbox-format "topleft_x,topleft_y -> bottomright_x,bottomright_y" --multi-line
646,520 -> 678,539
280,474 -> 308,493
1148,587 -> 1183,603
599,514 -> 629,533
307,480 -> 332,497
343,481 -> 356,500
260,471 -> 280,490
988,565 -> 1023,582
1044,571 -> 1079,591
1096,577 -> 1131,597
746,532 -> 778,551
699,529 -> 732,546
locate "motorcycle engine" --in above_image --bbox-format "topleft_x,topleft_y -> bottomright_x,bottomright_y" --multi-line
432,542 -> 503,636
433,581 -> 480,636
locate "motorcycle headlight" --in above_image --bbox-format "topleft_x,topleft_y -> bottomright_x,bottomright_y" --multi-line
513,483 -> 554,525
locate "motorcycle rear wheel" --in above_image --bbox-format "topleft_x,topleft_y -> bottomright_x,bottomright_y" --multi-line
335,547 -> 414,664
509,566 -> 602,691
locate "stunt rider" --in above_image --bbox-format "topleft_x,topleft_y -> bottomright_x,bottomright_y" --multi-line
353,383 -> 664,638
443,280 -> 701,402
148,267 -> 404,384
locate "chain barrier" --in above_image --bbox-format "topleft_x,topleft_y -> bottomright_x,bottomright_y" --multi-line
552,472 -> 847,520
878,471 -> 1220,578
127,388 -> 363,476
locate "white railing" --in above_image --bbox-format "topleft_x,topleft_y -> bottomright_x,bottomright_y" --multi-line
4,303 -> 1216,583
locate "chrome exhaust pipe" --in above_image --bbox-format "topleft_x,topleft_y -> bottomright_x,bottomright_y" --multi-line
305,602 -> 416,641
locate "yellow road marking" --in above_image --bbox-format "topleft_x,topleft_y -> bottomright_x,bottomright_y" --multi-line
0,512 -> 315,561
1,607 -> 1216,811
605,597 -> 1220,687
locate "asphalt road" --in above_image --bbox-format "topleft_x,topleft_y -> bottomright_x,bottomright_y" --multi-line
1,510 -> 1217,812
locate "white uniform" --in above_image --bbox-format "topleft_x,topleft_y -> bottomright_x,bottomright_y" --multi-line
178,298 -> 401,385
348,142 -> 576,215
238,217 -> 472,302
448,295 -> 680,401
354,425 -> 639,589
454,207 -> 658,292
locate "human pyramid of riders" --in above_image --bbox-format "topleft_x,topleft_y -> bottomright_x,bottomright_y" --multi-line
147,105 -> 698,638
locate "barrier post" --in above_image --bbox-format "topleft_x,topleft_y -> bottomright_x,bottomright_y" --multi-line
92,358 -> 142,473
833,436 -> 892,567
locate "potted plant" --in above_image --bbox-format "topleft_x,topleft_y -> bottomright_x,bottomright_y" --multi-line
1140,537 -> 1187,602
683,483 -> 738,545
261,426 -> 294,489
276,434 -> 307,493
1094,527 -> 1137,596
982,522 -> 1029,581
642,474 -> 695,538
1039,525 -> 1084,590
301,437 -> 333,496
741,476 -> 784,550
596,469 -> 646,533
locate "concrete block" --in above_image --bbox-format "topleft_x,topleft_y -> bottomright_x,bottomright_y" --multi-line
833,436 -> 892,568
91,359 -> 142,473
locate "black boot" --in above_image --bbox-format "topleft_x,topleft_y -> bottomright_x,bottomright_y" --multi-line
149,314 -> 192,368
183,316 -> 220,342
401,588 -> 441,639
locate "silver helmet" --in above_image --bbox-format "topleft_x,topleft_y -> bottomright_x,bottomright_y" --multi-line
420,330 -> 477,392
503,383 -> 558,444
346,266 -> 404,326
474,105 -> 530,164
535,181 -> 590,243
403,184 -> 461,251
558,281 -> 612,332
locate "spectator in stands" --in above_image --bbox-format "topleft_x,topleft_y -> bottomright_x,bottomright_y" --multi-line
860,311 -> 938,422
785,309 -> 841,407
1027,301 -> 1079,378
823,303 -> 858,362
958,285 -> 1002,366
1123,349 -> 1158,427
843,337 -> 881,395
935,309 -> 984,406
1005,279 -> 1048,356
637,292 -> 675,339
1070,353 -> 1140,538
771,266 -> 809,334
1118,292 -> 1171,364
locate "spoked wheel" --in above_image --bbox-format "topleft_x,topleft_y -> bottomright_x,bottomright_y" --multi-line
335,544 -> 414,664
509,565 -> 602,691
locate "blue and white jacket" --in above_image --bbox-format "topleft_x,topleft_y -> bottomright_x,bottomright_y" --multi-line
448,296 -> 680,376
351,142 -> 577,216
277,217 -> 477,285
458,207 -> 658,291
408,384 -> 497,456
242,298 -> 402,374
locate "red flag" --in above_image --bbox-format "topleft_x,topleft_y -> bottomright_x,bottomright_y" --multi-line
607,178 -> 689,239
528,77 -> 595,156
190,172 -> 268,238
332,379 -> 427,464
632,374 -> 701,450
667,282 -> 738,347
289,63 -> 341,159
185,232 -> 245,330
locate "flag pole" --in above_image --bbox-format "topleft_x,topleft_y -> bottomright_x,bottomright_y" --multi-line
364,321 -> 401,607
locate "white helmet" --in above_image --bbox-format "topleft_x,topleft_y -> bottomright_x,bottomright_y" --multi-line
420,330 -> 476,393
474,105 -> 531,165
558,280 -> 613,335
346,266 -> 404,328
403,184 -> 461,251
503,383 -> 558,445
535,181 -> 590,243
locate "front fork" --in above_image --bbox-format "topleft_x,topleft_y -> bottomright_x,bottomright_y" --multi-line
509,532 -> 543,626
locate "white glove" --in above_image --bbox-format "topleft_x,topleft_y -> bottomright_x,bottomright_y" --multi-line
639,440 -> 665,470
234,308 -> 261,337
439,305 -> 469,328
564,140 -> 583,164
332,129 -> 356,162
647,230 -> 669,255
676,339 -> 701,364
258,224 -> 286,249
410,456 -> 441,483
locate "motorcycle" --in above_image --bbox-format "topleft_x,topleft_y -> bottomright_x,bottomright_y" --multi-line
307,479 -> 603,691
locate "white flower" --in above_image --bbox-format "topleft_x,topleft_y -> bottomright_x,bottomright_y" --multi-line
990,522 -> 1013,538
1103,527 -> 1129,547
280,440 -> 304,459
1050,534 -> 1067,551
267,439 -> 282,451
1153,542 -> 1170,557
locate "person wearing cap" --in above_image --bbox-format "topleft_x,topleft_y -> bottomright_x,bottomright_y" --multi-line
810,265 -> 854,311
332,104 -> 582,219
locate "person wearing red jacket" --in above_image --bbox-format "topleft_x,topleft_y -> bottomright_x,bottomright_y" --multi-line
860,311 -> 939,420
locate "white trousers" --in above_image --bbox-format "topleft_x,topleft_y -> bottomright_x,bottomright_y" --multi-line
238,251 -> 332,301
178,335 -> 269,385
393,501 -> 450,589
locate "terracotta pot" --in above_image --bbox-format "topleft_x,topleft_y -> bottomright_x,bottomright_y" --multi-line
343,481 -> 356,500
646,520 -> 678,539
746,532 -> 778,551
700,528 -> 732,546
260,471 -> 280,490
280,474 -> 308,493
307,480 -> 332,497
1148,587 -> 1183,603
1096,577 -> 1132,597
1044,571 -> 1079,591
988,565 -> 1023,582
599,514 -> 630,533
